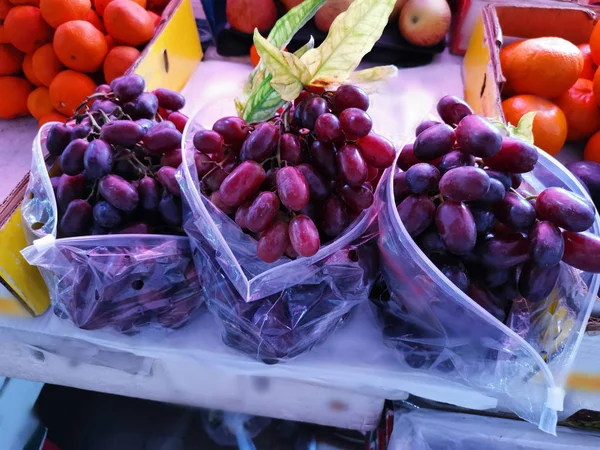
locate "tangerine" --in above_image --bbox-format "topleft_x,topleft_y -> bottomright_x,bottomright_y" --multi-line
104,0 -> 153,47
22,52 -> 42,86
584,130 -> 600,164
590,20 -> 600,66
86,9 -> 104,33
40,0 -> 91,28
4,6 -> 52,53
0,0 -> 11,20
93,0 -> 146,16
555,78 -> 600,142
27,85 -> 53,119
578,44 -> 597,81
0,43 -> 23,75
49,69 -> 95,115
9,0 -> 39,5
103,45 -> 140,83
500,37 -> 583,98
37,110 -> 66,127
0,76 -> 33,118
53,20 -> 108,73
0,25 -> 9,43
31,43 -> 63,86
147,10 -> 160,28
502,94 -> 567,156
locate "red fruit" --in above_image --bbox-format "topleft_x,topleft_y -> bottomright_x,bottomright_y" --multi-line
226,0 -> 277,34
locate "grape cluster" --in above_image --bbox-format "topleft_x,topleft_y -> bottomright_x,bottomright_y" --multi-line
192,85 -> 396,263
45,74 -> 190,238
395,95 -> 600,315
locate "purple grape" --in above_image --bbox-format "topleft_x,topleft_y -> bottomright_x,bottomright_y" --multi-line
471,207 -> 496,235
485,169 -> 512,190
416,120 -> 441,137
240,122 -> 280,163
493,192 -> 536,232
289,215 -> 320,257
405,163 -> 440,194
477,235 -> 530,269
213,116 -> 248,146
135,118 -> 154,135
257,221 -> 289,263
279,133 -> 305,165
158,193 -> 182,226
333,85 -> 369,113
535,187 -> 595,232
476,178 -> 505,204
315,113 -> 343,143
455,114 -> 502,158
50,176 -> 60,194
339,108 -> 372,140
436,95 -> 473,126
157,166 -> 181,196
323,195 -> 348,237
337,144 -> 368,186
57,174 -> 86,211
397,195 -> 435,237
467,283 -> 506,322
439,167 -> 490,202
71,122 -> 91,140
100,121 -> 145,147
483,137 -> 538,173
276,166 -> 310,211
393,169 -> 410,204
138,176 -> 160,211
562,231 -> 600,272
60,138 -> 88,175
60,199 -> 92,237
294,96 -> 328,130
438,150 -> 474,173
417,227 -> 446,254
529,221 -> 564,268
567,160 -> 600,204
83,139 -> 113,179
111,74 -> 145,102
511,173 -> 523,189
142,127 -> 182,155
99,174 -> 139,211
91,99 -> 118,115
413,123 -> 455,161
518,261 -> 560,303
310,141 -> 336,177
435,201 -> 476,255
356,133 -> 396,169
153,88 -> 185,111
340,183 -> 374,210
484,268 -> 512,288
134,92 -> 159,119
152,120 -> 176,131
193,130 -> 224,155
397,143 -> 420,171
195,152 -> 215,177
219,161 -> 265,207
93,200 -> 122,228
246,192 -> 280,233
46,123 -> 72,156
431,255 -> 469,292
296,164 -> 329,201
161,149 -> 182,168
95,84 -> 111,94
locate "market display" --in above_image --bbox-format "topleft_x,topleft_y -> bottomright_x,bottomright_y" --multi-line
0,0 -> 166,124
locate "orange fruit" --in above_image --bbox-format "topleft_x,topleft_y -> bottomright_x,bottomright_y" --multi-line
27,85 -> 53,119
250,44 -> 260,67
590,20 -> 600,66
0,76 -> 33,118
31,43 -> 63,86
0,25 -> 9,43
22,52 -> 42,86
86,9 -> 104,33
9,0 -> 39,5
105,34 -> 115,50
102,45 -> 140,83
49,69 -> 95,115
53,20 -> 108,73
0,0 -> 11,19
38,110 -> 66,127
4,6 -> 52,53
555,78 -> 600,142
502,94 -> 568,156
500,37 -> 584,99
93,0 -> 146,16
40,0 -> 91,28
0,43 -> 23,75
104,0 -> 153,47
584,130 -> 600,163
147,10 -> 160,28
578,44 -> 597,81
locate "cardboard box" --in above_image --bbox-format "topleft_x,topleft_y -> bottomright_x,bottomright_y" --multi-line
0,0 -> 202,317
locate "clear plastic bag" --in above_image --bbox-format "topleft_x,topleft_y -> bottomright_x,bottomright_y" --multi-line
375,117 -> 600,433
389,407 -> 600,450
179,106 -> 379,361
20,122 -> 205,333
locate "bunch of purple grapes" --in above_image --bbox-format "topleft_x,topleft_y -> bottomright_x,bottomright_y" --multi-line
192,85 -> 396,263
395,95 -> 600,315
45,73 -> 190,238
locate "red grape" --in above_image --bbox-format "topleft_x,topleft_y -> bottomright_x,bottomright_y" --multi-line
142,127 -> 182,155
315,113 -> 343,143
111,74 -> 145,102
397,143 -> 420,171
455,114 -> 502,158
57,174 -> 86,211
294,96 -> 328,130
257,221 -> 289,263
157,166 -> 181,196
46,124 -> 73,156
213,116 -> 248,146
60,138 -> 88,175
562,231 -> 600,272
333,85 -> 369,113
439,167 -> 490,202
436,95 -> 473,126
193,130 -> 224,155
153,88 -> 185,111
310,141 -> 337,177
493,192 -> 536,231
438,150 -> 474,173
413,123 -> 455,161
246,192 -> 280,233
99,174 -> 139,211
167,111 -> 188,133
416,120 -> 441,137
518,261 -> 560,303
276,166 -> 310,211
138,176 -> 160,211
475,178 -> 505,205
195,152 -> 214,177
405,163 -> 440,194
322,195 -> 348,237
567,161 -> 600,204
60,199 -> 92,237
202,159 -> 235,193
484,169 -> 512,190
235,201 -> 251,228
398,195 -> 435,237
279,132 -> 305,165
356,133 -> 395,169
240,122 -> 280,163
93,200 -> 122,228
340,184 -> 374,210
337,144 -> 368,186
161,149 -> 183,168
535,187 -> 595,232
296,164 -> 329,201
339,108 -> 373,141
158,193 -> 182,226
477,235 -> 529,269
219,161 -> 266,207
417,227 -> 447,254
529,221 -> 564,268
153,120 -> 176,131
366,165 -> 379,182
289,215 -> 320,257
435,201 -> 476,254
83,139 -> 113,179
482,137 -> 538,173
100,121 -> 145,147
209,191 -> 237,215
393,169 -> 410,204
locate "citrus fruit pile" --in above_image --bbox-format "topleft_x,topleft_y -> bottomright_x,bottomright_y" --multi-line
0,0 -> 166,125
499,30 -> 600,164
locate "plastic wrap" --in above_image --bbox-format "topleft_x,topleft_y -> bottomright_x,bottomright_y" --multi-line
375,116 -> 600,433
20,122 -> 205,333
389,408 -> 600,450
179,106 -> 379,362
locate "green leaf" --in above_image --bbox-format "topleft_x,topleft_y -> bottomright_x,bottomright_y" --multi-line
234,98 -> 245,116
302,0 -> 395,82
243,74 -> 286,123
347,65 -> 398,83
253,30 -> 311,101
513,111 -> 536,145
267,0 -> 326,49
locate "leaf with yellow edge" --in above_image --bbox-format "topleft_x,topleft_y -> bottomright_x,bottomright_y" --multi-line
302,0 -> 395,82
253,30 -> 312,101
243,75 -> 286,123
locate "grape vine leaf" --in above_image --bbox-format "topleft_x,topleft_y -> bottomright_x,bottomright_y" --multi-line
314,65 -> 398,93
301,0 -> 396,82
243,75 -> 285,123
253,30 -> 312,101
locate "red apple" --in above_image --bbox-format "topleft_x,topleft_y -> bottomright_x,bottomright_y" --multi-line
390,0 -> 408,21
226,0 -> 278,34
314,0 -> 353,33
281,0 -> 304,10
399,0 -> 451,47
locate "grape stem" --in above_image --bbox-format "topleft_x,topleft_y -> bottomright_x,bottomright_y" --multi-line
73,92 -> 111,117
525,195 -> 538,201
85,180 -> 98,202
